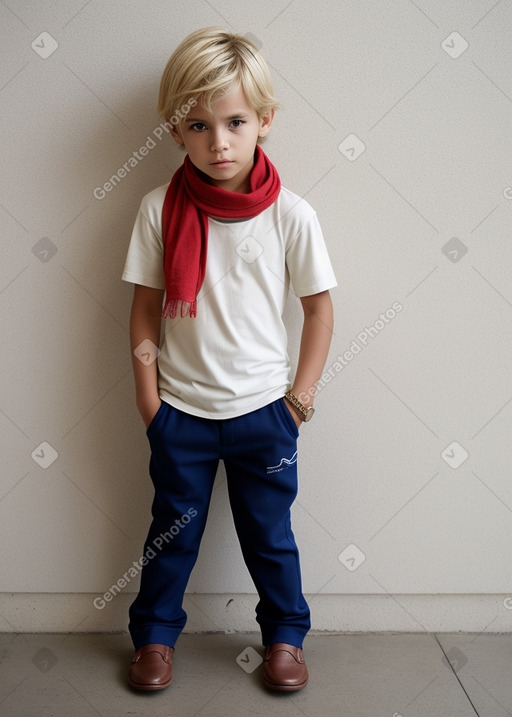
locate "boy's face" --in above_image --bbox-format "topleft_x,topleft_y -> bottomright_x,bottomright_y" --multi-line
170,84 -> 274,194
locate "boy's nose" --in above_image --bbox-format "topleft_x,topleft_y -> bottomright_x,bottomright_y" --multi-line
211,132 -> 229,152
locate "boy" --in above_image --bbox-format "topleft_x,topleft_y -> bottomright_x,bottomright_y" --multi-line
122,27 -> 336,693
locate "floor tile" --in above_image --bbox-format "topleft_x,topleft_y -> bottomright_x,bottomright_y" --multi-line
437,633 -> 512,717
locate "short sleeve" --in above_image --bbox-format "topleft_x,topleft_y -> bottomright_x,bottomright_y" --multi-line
121,186 -> 167,290
285,212 -> 337,297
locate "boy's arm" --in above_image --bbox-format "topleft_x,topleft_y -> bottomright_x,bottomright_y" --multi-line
129,284 -> 165,427
287,290 -> 334,427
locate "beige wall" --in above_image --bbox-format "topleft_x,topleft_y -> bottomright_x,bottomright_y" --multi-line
1,0 -> 512,632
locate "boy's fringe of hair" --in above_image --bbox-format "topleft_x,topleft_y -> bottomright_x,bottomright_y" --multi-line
158,26 -> 279,124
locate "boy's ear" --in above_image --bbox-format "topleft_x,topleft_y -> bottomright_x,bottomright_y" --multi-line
258,109 -> 274,138
169,122 -> 185,146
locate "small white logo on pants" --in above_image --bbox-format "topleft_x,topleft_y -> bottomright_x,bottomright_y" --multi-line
267,450 -> 297,474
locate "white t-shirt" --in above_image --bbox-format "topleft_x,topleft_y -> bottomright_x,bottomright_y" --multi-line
122,183 -> 337,419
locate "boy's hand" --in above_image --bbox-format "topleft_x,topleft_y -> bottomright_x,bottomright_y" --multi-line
284,399 -> 303,430
140,399 -> 162,429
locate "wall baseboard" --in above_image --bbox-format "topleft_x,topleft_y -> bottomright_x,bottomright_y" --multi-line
1,593 -> 511,633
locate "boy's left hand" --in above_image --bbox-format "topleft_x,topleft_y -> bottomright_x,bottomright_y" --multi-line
284,400 -> 303,430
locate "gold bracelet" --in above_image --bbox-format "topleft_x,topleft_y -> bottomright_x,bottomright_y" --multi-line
285,390 -> 315,423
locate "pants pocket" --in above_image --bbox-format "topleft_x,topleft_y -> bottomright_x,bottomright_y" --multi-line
146,400 -> 167,439
276,397 -> 300,439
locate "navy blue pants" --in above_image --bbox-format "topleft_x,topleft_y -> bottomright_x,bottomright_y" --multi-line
129,397 -> 311,650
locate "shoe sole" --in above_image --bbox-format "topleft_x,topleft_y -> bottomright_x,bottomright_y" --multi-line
128,678 -> 172,691
263,676 -> 308,692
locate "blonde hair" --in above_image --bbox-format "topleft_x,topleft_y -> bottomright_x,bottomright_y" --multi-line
158,27 -> 279,124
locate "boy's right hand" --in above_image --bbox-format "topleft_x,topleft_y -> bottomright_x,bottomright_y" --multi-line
140,399 -> 162,429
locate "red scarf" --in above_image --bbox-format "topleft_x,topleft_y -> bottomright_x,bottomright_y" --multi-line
161,145 -> 281,318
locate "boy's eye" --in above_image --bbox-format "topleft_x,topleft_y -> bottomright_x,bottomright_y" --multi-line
189,119 -> 245,131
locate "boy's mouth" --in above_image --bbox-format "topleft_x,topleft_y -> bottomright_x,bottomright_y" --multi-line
210,159 -> 233,166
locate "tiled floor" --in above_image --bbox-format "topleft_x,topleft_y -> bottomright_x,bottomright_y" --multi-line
0,632 -> 511,716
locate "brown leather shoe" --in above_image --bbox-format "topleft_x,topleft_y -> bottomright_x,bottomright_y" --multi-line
128,644 -> 173,691
262,642 -> 308,691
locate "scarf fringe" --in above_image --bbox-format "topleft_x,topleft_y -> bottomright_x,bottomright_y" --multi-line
162,298 -> 197,319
